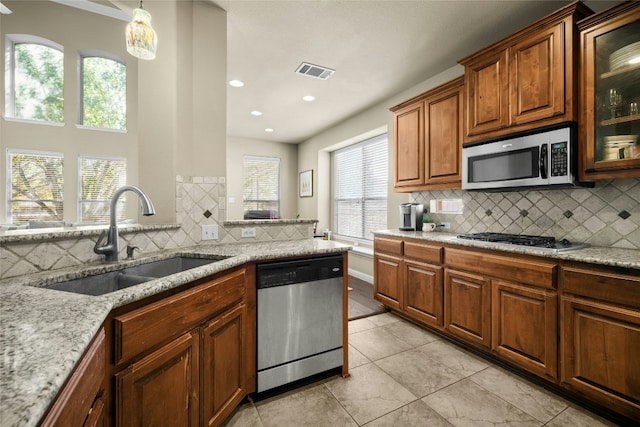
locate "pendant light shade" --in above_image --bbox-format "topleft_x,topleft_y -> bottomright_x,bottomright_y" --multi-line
126,1 -> 157,60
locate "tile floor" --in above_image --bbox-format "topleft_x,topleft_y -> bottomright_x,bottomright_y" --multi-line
223,313 -> 619,427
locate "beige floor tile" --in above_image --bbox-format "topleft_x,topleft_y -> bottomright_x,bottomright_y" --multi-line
255,383 -> 357,427
349,326 -> 413,361
366,312 -> 402,327
363,400 -> 454,427
381,318 -> 440,347
349,317 -> 378,334
375,347 -> 467,398
348,344 -> 371,369
469,366 -> 569,423
416,340 -> 489,377
222,401 -> 264,427
325,363 -> 416,425
546,405 -> 619,427
423,379 -> 542,426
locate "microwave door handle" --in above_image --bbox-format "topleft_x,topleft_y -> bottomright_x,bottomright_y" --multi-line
539,144 -> 548,179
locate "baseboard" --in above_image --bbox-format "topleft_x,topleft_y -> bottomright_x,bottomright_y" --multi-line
348,268 -> 373,284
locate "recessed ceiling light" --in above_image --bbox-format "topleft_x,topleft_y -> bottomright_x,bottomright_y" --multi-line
229,80 -> 244,87
251,110 -> 263,116
303,95 -> 315,102
265,128 -> 274,133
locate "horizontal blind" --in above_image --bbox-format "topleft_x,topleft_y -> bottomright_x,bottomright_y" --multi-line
333,134 -> 388,240
78,156 -> 127,223
7,149 -> 64,223
243,156 -> 280,218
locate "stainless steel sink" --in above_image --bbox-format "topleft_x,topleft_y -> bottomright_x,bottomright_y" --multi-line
41,256 -> 227,296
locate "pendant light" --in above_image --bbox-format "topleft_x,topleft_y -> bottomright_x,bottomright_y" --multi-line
125,0 -> 157,60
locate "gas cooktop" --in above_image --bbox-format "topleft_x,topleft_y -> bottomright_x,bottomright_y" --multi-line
456,232 -> 589,252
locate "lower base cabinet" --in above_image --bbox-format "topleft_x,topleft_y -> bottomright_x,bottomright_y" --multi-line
403,260 -> 443,327
116,332 -> 199,427
444,269 -> 491,348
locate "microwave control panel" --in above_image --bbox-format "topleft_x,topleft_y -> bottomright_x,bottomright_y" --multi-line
550,141 -> 568,177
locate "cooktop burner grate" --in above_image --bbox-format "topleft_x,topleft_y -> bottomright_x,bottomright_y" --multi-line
457,232 -> 557,248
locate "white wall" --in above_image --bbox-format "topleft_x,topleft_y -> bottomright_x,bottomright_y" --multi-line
226,136 -> 298,220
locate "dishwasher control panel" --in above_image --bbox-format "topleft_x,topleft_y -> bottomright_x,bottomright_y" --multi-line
256,255 -> 343,288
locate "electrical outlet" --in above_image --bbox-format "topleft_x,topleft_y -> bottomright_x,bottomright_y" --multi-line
241,227 -> 256,238
201,224 -> 218,241
440,222 -> 451,230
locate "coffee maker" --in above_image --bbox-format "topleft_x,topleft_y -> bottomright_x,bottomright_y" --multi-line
399,203 -> 424,231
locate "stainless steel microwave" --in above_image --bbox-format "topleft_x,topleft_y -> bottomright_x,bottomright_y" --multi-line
462,124 -> 582,191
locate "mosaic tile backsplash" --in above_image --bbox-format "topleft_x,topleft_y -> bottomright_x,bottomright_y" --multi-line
412,178 -> 640,250
0,176 -> 313,280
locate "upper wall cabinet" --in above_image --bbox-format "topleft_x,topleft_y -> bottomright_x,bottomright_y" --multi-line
391,76 -> 464,192
578,1 -> 640,181
459,1 -> 593,143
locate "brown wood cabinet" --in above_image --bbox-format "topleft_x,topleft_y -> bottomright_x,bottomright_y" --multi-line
444,269 -> 491,348
41,328 -> 107,427
578,2 -> 640,181
561,264 -> 640,420
113,267 -> 255,427
391,77 -> 464,192
460,2 -> 591,142
374,237 -> 444,327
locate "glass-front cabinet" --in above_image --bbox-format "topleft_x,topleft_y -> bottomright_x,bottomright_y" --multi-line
579,2 -> 640,180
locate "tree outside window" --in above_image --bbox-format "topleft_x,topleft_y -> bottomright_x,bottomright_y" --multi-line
81,55 -> 126,130
79,156 -> 127,223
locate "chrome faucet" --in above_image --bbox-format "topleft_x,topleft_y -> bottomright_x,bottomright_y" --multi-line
93,185 -> 155,262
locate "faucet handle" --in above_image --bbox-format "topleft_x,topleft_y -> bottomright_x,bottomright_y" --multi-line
126,245 -> 140,259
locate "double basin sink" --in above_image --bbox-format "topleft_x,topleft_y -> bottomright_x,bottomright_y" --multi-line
42,256 -> 228,296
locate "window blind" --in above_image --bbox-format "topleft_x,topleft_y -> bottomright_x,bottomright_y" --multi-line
333,134 -> 388,240
7,150 -> 64,223
243,156 -> 280,219
78,156 -> 126,223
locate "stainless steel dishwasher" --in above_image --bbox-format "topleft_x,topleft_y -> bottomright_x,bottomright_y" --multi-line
256,255 -> 344,393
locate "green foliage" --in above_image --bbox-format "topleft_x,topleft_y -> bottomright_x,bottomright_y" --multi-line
10,153 -> 64,222
82,57 -> 126,130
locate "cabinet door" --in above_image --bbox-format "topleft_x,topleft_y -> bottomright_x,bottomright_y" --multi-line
444,269 -> 491,348
374,253 -> 403,310
116,332 -> 199,427
561,296 -> 640,419
492,280 -> 557,380
393,102 -> 425,188
404,260 -> 443,328
201,304 -> 247,427
510,22 -> 564,125
465,50 -> 509,137
425,78 -> 464,186
579,3 -> 640,180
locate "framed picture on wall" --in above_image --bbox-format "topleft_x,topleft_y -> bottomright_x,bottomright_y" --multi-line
299,170 -> 313,197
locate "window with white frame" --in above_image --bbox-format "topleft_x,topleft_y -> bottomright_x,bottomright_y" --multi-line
332,134 -> 388,241
7,150 -> 64,223
5,35 -> 64,123
78,156 -> 127,223
243,156 -> 280,219
80,53 -> 126,130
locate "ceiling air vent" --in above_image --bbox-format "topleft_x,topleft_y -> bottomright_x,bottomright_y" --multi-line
295,62 -> 335,80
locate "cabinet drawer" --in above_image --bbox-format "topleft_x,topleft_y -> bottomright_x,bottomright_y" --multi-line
562,266 -> 640,308
445,248 -> 557,288
115,268 -> 246,365
374,237 -> 403,257
404,241 -> 442,264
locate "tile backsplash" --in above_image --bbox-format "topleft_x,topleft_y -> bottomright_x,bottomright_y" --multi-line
412,178 -> 640,250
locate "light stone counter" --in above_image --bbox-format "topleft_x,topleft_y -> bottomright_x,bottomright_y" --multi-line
374,230 -> 640,271
0,239 -> 350,427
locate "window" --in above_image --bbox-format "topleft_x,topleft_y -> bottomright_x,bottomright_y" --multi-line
5,35 -> 64,123
243,156 -> 280,219
7,150 -> 64,223
81,53 -> 126,130
333,134 -> 388,241
78,156 -> 127,223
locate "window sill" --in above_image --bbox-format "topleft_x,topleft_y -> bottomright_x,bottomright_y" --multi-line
3,116 -> 64,127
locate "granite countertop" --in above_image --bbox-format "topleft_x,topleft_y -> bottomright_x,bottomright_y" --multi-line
0,239 -> 350,427
374,230 -> 640,271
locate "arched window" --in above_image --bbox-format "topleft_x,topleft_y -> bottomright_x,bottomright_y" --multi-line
79,51 -> 126,130
5,34 -> 64,124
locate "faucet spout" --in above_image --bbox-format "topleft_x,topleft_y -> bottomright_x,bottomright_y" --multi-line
93,185 -> 156,262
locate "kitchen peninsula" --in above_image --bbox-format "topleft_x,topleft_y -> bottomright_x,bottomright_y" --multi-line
0,238 -> 350,427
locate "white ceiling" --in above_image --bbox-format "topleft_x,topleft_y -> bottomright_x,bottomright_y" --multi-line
214,0 -> 617,144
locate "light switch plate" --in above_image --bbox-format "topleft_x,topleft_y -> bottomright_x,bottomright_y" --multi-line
202,224 -> 218,240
